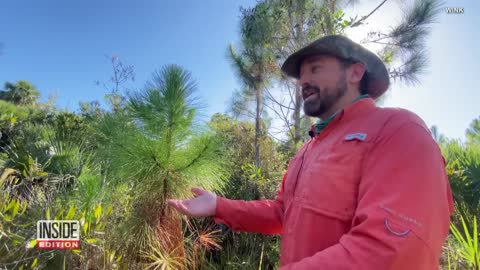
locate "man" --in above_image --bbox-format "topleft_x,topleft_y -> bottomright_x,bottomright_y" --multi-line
167,35 -> 454,269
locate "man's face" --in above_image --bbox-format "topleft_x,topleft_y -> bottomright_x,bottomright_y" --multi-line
298,55 -> 348,118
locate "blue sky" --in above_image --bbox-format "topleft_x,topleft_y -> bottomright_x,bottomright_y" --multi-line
0,0 -> 478,141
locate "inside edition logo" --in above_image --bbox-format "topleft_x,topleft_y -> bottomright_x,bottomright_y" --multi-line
36,220 -> 80,249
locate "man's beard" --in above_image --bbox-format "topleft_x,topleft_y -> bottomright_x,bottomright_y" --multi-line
303,74 -> 348,118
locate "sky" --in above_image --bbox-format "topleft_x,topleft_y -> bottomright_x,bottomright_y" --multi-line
0,0 -> 478,141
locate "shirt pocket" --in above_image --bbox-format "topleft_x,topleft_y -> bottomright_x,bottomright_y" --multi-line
298,141 -> 368,222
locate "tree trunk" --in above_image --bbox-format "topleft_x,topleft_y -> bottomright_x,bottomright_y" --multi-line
155,176 -> 185,266
293,84 -> 303,149
156,205 -> 186,265
255,85 -> 262,168
292,3 -> 305,150
324,0 -> 337,35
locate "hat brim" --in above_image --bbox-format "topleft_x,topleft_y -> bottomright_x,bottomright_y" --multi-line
281,35 -> 390,99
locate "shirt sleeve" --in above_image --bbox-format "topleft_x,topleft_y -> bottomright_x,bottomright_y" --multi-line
279,120 -> 454,269
213,173 -> 287,235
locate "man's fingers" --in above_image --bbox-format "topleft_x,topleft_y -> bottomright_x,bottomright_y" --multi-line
167,199 -> 190,215
166,199 -> 178,207
191,187 -> 205,196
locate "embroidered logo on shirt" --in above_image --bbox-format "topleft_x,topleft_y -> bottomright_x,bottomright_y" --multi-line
379,204 -> 421,238
344,133 -> 367,141
379,204 -> 423,227
384,218 -> 411,237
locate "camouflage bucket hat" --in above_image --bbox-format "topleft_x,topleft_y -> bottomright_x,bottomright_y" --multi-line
281,35 -> 390,99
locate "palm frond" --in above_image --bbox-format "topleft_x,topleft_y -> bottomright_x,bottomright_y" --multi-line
388,48 -> 428,85
362,0 -> 444,85
466,117 -> 480,145
141,235 -> 187,270
227,45 -> 255,89
229,89 -> 256,119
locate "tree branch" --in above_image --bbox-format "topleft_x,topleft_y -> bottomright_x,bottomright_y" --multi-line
350,0 -> 389,28
264,89 -> 295,110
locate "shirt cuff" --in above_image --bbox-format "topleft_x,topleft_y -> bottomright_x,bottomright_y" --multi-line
213,196 -> 228,224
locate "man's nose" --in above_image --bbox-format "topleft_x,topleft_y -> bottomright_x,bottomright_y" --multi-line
298,72 -> 312,89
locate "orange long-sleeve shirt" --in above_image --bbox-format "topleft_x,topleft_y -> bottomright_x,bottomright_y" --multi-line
214,98 -> 453,269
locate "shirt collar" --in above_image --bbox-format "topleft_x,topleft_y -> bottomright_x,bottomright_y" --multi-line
309,95 -> 376,138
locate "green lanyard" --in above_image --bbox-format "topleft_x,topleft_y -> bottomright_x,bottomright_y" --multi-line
314,94 -> 369,134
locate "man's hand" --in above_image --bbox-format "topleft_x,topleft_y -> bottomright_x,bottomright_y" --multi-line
167,187 -> 217,218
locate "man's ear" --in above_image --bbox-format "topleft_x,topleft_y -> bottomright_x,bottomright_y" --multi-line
347,63 -> 366,84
